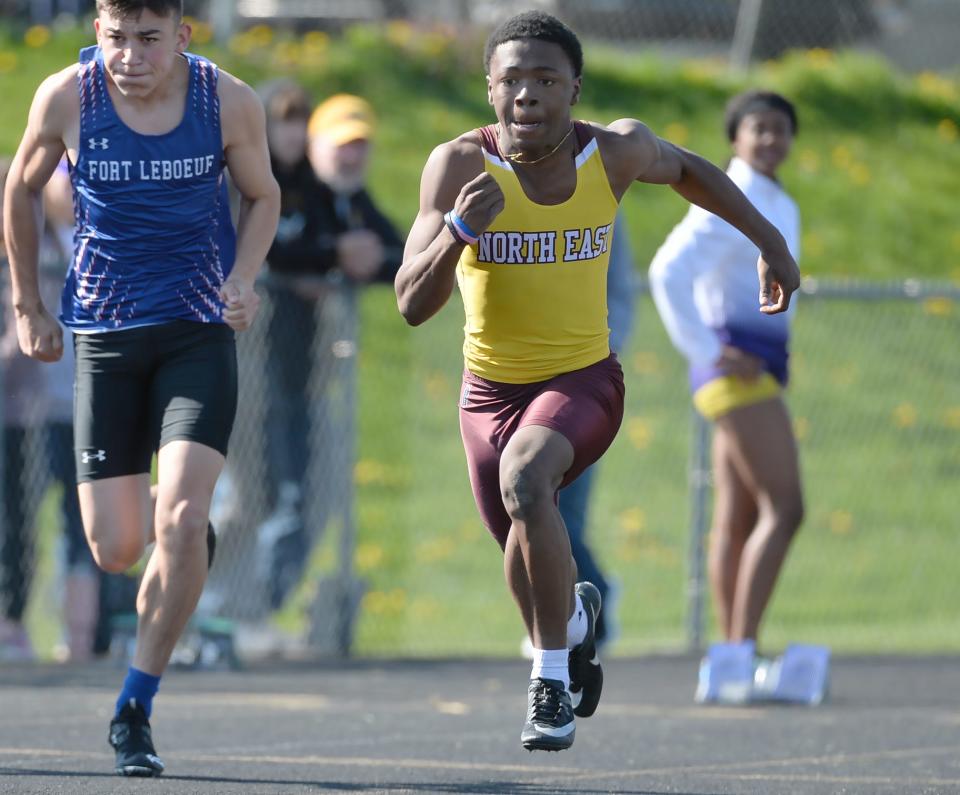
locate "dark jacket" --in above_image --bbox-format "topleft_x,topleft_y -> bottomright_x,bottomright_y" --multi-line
266,157 -> 403,284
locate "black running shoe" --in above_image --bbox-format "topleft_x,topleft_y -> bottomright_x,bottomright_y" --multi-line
109,699 -> 164,777
207,522 -> 216,570
520,677 -> 576,752
569,581 -> 603,718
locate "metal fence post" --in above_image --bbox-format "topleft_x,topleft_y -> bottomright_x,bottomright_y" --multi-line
686,408 -> 711,654
730,0 -> 764,71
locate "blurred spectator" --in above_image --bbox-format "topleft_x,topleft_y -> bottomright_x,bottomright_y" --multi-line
649,91 -> 803,656
520,214 -> 635,658
255,87 -> 403,608
557,215 -> 635,651
0,158 -> 102,662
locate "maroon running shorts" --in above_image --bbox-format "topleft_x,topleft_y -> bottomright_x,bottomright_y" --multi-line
458,354 -> 625,548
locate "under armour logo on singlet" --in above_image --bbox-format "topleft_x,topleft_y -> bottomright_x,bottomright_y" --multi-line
88,137 -> 110,150
81,449 -> 107,463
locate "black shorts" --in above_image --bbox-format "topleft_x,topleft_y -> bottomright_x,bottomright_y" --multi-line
73,320 -> 238,482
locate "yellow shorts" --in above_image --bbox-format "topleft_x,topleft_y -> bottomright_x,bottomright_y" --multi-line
693,373 -> 782,420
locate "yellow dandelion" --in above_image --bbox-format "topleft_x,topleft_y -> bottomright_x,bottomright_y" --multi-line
922,296 -> 953,316
631,351 -> 660,375
916,71 -> 957,101
355,543 -> 384,572
619,507 -> 646,535
848,162 -> 871,185
0,51 -> 17,73
793,416 -> 809,441
829,510 -> 853,536
627,417 -> 652,449
664,122 -> 689,147
831,145 -> 852,169
942,407 -> 960,430
190,21 -> 214,46
228,34 -> 255,56
806,48 -> 834,68
302,30 -> 330,50
271,40 -> 302,69
798,148 -> 820,174
247,24 -> 274,47
893,403 -> 917,428
355,458 -> 387,485
937,118 -> 958,143
24,25 -> 51,48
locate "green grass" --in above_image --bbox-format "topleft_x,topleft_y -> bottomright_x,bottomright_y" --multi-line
4,23 -> 958,657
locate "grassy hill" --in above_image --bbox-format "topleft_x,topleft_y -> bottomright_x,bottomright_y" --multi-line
2,22 -> 958,658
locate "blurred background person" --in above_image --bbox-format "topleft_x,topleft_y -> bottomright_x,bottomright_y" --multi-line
255,91 -> 404,609
558,215 -> 635,652
649,91 -> 803,665
522,214 -> 635,658
0,158 -> 104,663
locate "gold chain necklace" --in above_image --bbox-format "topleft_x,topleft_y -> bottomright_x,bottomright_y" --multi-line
498,123 -> 574,166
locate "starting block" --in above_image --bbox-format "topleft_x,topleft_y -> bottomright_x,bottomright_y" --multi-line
695,640 -> 756,704
769,643 -> 831,705
110,613 -> 240,671
695,641 -> 830,705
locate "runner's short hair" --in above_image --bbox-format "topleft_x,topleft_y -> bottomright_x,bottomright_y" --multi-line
96,0 -> 183,21
484,11 -> 583,77
724,90 -> 798,141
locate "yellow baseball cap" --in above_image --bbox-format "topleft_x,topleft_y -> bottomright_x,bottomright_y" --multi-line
308,94 -> 376,145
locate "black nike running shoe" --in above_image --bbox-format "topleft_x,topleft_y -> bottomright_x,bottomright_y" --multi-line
520,677 -> 576,752
109,699 -> 165,777
569,580 -> 603,718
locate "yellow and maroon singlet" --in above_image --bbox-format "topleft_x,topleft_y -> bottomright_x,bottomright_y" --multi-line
456,123 -> 618,384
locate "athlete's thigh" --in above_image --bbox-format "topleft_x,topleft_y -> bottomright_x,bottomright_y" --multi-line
149,321 -> 238,457
519,355 -> 625,488
500,424 -> 574,495
73,329 -> 155,482
715,396 -> 801,502
77,473 -> 153,549
155,440 -> 225,528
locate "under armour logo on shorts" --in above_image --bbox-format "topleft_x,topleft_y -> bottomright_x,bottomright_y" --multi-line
88,137 -> 110,150
81,449 -> 107,463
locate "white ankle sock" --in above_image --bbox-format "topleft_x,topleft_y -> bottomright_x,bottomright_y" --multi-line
566,593 -> 587,649
531,647 -> 570,689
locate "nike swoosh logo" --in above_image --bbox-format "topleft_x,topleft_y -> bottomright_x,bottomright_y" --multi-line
531,722 -> 575,737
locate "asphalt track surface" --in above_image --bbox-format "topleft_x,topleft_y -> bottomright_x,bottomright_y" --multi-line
2,655 -> 958,794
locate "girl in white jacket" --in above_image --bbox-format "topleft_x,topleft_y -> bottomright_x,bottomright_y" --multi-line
650,91 -> 802,648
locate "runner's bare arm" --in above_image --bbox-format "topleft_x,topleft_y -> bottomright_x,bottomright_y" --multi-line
219,72 -> 280,330
395,138 -> 503,326
603,119 -> 800,314
3,68 -> 76,360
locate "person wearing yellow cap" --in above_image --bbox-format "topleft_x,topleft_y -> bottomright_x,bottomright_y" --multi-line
255,91 -> 404,604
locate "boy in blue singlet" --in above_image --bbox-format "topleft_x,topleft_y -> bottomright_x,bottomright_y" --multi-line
2,0 -> 280,777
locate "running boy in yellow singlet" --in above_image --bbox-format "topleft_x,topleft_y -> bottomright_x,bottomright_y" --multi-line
395,11 -> 800,752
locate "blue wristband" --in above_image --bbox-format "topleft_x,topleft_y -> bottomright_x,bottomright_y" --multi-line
444,211 -> 478,245
450,211 -> 479,243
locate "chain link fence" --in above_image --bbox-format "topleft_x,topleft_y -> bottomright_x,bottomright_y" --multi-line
2,1 -> 958,72
2,277 -> 958,660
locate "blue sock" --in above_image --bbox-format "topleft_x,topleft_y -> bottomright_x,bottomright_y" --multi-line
115,666 -> 161,718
